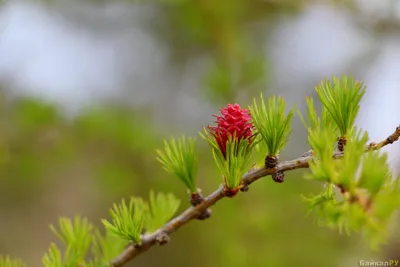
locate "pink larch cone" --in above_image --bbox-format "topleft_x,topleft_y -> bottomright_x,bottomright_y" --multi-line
208,103 -> 253,158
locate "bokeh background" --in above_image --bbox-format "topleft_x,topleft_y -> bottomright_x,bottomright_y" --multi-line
0,0 -> 400,266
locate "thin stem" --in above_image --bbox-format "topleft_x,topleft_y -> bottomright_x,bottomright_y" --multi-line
111,126 -> 400,267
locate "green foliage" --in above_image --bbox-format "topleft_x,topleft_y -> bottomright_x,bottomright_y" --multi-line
334,129 -> 369,194
302,183 -> 335,215
51,217 -> 93,259
3,75 -> 400,266
361,166 -> 400,249
12,98 -> 62,132
145,190 -> 181,232
298,96 -> 336,132
43,244 -> 63,267
215,139 -> 253,189
201,129 -> 256,189
0,98 -> 71,192
102,191 -> 180,242
42,193 -> 180,266
91,230 -> 127,266
102,198 -> 146,244
371,178 -> 400,223
40,190 -> 180,266
74,107 -> 157,153
358,152 -> 390,197
307,128 -> 368,186
205,56 -> 267,103
315,76 -> 366,136
156,136 -> 198,192
253,135 -> 269,166
0,256 -> 25,267
44,216 -> 93,267
306,127 -> 337,182
249,94 -> 294,156
304,128 -> 400,249
299,95 -> 338,183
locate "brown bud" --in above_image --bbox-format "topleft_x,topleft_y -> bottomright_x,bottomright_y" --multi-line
155,232 -> 170,246
387,136 -> 395,144
338,137 -> 347,152
272,171 -> 285,183
189,189 -> 204,206
265,155 -> 279,168
197,208 -> 212,220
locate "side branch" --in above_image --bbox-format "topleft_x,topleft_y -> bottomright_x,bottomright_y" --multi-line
111,126 -> 400,267
367,125 -> 400,151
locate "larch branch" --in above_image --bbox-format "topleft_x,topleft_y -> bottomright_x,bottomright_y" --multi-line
111,125 -> 400,267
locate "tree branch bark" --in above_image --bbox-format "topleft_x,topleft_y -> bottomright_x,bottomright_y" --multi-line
111,126 -> 400,267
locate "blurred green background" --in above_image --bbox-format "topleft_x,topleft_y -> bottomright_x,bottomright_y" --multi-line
0,0 -> 400,266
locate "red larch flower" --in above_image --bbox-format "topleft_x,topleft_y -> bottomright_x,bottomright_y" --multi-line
208,103 -> 253,158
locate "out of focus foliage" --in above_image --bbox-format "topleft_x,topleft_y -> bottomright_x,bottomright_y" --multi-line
0,96 -> 159,196
0,256 -> 26,267
147,0 -> 306,103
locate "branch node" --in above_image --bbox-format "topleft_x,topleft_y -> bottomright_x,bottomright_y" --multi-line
132,242 -> 142,249
189,189 -> 204,206
240,183 -> 249,192
222,177 -> 240,197
155,232 -> 170,246
222,187 -> 240,197
301,150 -> 313,157
368,142 -> 376,150
189,189 -> 212,220
387,136 -> 395,144
197,208 -> 212,220
265,155 -> 284,183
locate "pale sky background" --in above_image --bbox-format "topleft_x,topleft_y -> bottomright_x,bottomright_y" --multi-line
0,0 -> 399,169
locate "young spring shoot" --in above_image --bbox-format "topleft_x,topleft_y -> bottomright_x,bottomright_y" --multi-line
315,76 -> 366,151
101,198 -> 146,244
249,94 -> 294,165
156,136 -> 198,193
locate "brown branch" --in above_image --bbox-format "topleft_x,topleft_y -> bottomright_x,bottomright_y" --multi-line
367,126 -> 400,151
111,126 -> 400,267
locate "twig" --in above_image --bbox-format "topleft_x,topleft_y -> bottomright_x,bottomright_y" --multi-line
367,125 -> 400,151
111,126 -> 400,267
